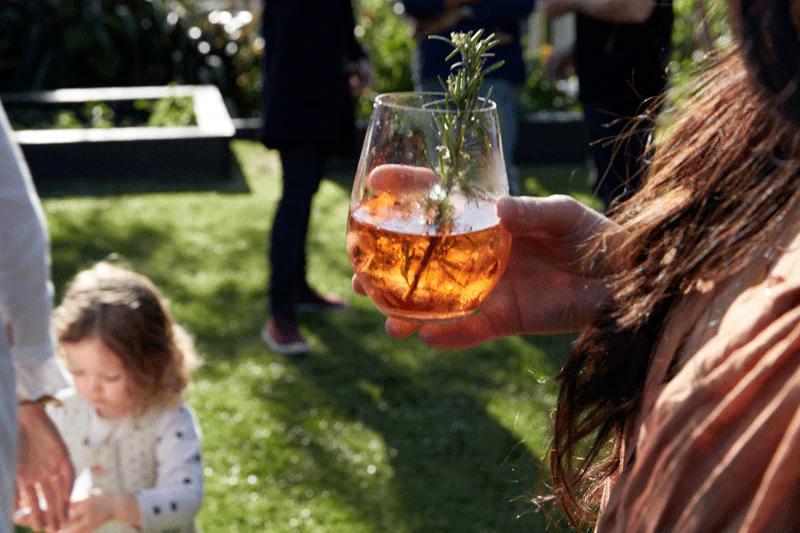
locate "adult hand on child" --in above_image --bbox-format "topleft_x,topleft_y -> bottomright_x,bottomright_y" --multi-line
351,165 -> 621,348
15,403 -> 74,532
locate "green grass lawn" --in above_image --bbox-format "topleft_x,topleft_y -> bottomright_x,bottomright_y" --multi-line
39,141 -> 593,532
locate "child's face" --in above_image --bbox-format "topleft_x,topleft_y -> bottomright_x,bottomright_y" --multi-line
62,336 -> 135,419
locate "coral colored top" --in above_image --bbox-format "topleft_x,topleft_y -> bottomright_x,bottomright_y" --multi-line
597,205 -> 800,532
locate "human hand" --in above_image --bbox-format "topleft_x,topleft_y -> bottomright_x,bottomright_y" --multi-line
539,0 -> 577,17
348,58 -> 373,95
15,403 -> 74,532
351,165 -> 620,348
58,492 -> 118,533
545,45 -> 575,81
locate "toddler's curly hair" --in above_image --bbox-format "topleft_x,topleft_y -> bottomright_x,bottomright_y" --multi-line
54,262 -> 200,414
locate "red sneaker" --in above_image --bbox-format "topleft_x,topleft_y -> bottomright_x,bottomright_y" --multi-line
295,287 -> 349,312
261,311 -> 308,355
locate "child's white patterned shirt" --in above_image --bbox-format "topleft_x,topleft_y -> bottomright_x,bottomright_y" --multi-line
47,389 -> 203,532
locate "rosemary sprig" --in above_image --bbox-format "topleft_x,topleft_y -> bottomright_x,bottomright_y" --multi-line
401,30 -> 502,305
423,29 -> 504,232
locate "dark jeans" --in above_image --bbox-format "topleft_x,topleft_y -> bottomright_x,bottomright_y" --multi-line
268,142 -> 328,313
583,104 -> 652,209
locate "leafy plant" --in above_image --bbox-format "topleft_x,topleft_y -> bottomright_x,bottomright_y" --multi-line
425,30 -> 503,231
0,1 -> 262,118
520,46 -> 580,114
669,0 -> 731,97
136,96 -> 196,127
355,0 -> 416,120
1,2 -> 183,90
7,97 -> 196,130
171,1 -> 263,118
0,0 -> 734,126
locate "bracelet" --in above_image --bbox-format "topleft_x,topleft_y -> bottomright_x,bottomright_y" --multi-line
18,395 -> 62,407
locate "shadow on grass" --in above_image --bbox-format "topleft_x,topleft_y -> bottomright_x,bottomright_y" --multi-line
49,216 -> 270,354
41,139 -> 581,531
34,152 -> 251,199
49,212 -> 180,291
248,307 -> 570,533
152,262 -> 571,531
47,213 -> 572,531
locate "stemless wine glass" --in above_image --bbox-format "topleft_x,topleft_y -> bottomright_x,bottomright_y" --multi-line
347,92 -> 512,321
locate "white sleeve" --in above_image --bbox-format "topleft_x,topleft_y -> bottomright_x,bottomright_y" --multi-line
0,101 -> 68,399
15,359 -> 71,402
135,405 -> 204,532
43,388 -> 76,432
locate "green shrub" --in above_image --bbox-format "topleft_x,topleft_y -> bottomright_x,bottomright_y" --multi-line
171,1 -> 263,118
0,0 -> 261,118
6,97 -> 196,130
0,0 -> 733,122
521,45 -> 580,114
669,0 -> 731,94
355,0 -> 415,119
1,2 -> 189,90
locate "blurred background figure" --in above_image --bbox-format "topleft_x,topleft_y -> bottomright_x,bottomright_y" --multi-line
260,0 -> 371,355
542,0 -> 673,209
404,0 -> 534,196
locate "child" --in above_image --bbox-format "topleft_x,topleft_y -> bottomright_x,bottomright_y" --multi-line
47,263 -> 203,533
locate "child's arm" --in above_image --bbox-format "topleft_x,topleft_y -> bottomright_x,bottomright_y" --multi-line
134,404 -> 204,531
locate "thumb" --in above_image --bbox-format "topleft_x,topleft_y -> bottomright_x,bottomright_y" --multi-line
497,195 -> 595,237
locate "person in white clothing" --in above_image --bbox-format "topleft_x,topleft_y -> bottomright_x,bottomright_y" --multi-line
0,100 -> 74,533
17,262 -> 204,533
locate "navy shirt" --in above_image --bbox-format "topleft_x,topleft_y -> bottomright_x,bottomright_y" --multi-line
261,0 -> 364,150
403,0 -> 534,85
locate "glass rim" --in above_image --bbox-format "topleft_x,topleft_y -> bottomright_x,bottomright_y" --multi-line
374,92 -> 498,113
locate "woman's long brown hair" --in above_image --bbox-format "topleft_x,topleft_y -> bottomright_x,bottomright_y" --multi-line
549,11 -> 800,526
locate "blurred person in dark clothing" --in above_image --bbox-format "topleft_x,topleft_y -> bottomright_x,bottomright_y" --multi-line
260,0 -> 371,355
542,0 -> 673,209
404,0 -> 534,196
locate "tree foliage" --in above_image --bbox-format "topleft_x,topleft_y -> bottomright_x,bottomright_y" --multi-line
0,0 -> 734,120
0,0 -> 262,117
